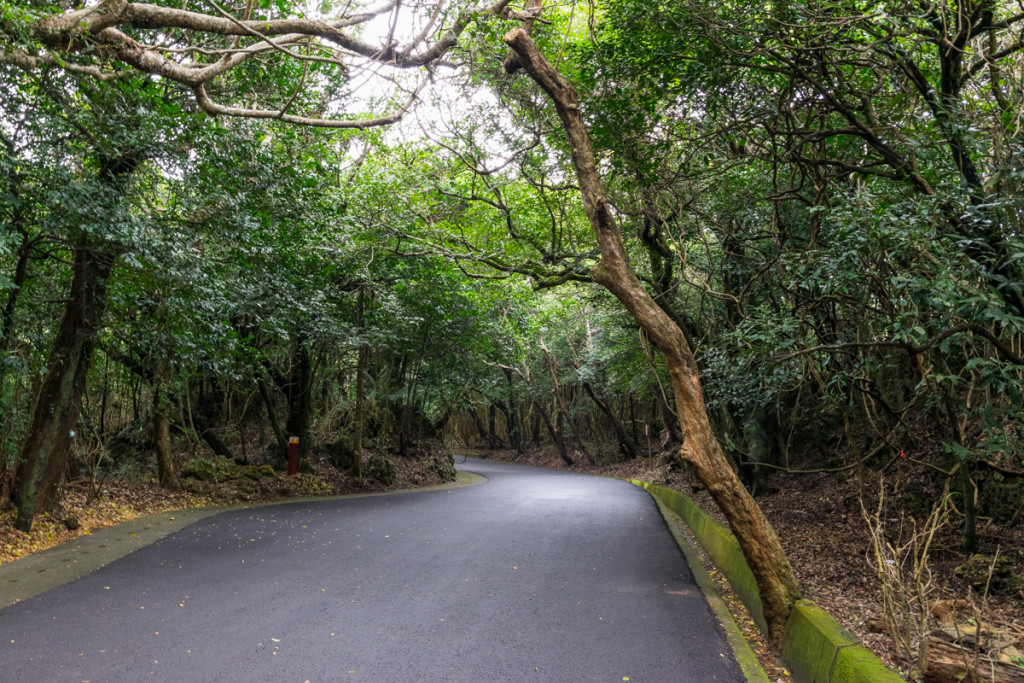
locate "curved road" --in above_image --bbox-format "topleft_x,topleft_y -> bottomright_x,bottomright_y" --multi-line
0,458 -> 746,682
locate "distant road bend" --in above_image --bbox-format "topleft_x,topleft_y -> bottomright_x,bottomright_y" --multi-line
0,458 -> 746,682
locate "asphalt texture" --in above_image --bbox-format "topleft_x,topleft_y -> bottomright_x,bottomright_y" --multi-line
0,458 -> 746,682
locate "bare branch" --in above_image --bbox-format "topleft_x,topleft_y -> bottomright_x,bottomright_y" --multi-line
15,0 -> 517,127
193,71 -> 428,128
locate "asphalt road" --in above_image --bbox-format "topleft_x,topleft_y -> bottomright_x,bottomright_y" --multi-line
0,458 -> 746,682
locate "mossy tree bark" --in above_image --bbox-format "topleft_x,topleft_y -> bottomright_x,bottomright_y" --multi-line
12,152 -> 142,532
152,358 -> 180,490
13,240 -> 118,531
504,28 -> 802,645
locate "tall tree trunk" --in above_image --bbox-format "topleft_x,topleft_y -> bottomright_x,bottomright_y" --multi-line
285,332 -> 313,467
529,403 -> 542,446
501,367 -> 524,455
470,405 -> 490,446
629,393 -> 639,447
487,403 -> 503,449
13,240 -> 116,531
257,375 -> 288,457
505,30 -> 801,645
495,401 -> 523,454
0,140 -> 37,355
11,152 -> 138,531
352,287 -> 367,480
0,228 -> 33,354
152,358 -> 180,490
0,225 -> 32,512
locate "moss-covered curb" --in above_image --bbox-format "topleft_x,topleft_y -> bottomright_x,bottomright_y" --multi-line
630,480 -> 768,635
781,599 -> 903,683
630,480 -> 902,683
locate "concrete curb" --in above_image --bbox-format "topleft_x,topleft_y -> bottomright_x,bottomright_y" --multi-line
629,480 -> 903,683
1,470 -> 486,609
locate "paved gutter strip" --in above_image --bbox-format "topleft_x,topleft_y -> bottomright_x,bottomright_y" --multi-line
0,470 -> 486,609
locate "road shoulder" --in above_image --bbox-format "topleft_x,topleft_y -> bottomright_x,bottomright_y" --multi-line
0,470 -> 485,608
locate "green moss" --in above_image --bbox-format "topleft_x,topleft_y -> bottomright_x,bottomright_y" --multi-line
781,600 -> 903,683
955,554 -> 1021,595
245,464 -> 276,479
631,481 -> 903,683
366,452 -> 396,486
181,458 -> 214,482
181,456 -> 246,482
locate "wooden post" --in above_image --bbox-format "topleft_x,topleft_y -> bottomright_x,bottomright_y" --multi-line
287,436 -> 299,475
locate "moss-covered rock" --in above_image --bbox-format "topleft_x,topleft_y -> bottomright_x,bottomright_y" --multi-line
431,449 -> 456,482
244,464 -> 276,480
366,452 -> 396,486
955,554 -> 1021,596
181,456 -> 244,482
181,458 -> 214,482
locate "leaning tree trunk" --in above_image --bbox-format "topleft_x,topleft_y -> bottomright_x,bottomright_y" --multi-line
13,240 -> 116,531
505,29 -> 802,645
534,398 -> 573,466
539,337 -> 591,462
581,379 -> 638,459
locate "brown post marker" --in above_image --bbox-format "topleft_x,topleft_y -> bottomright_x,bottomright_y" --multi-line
287,436 -> 299,475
